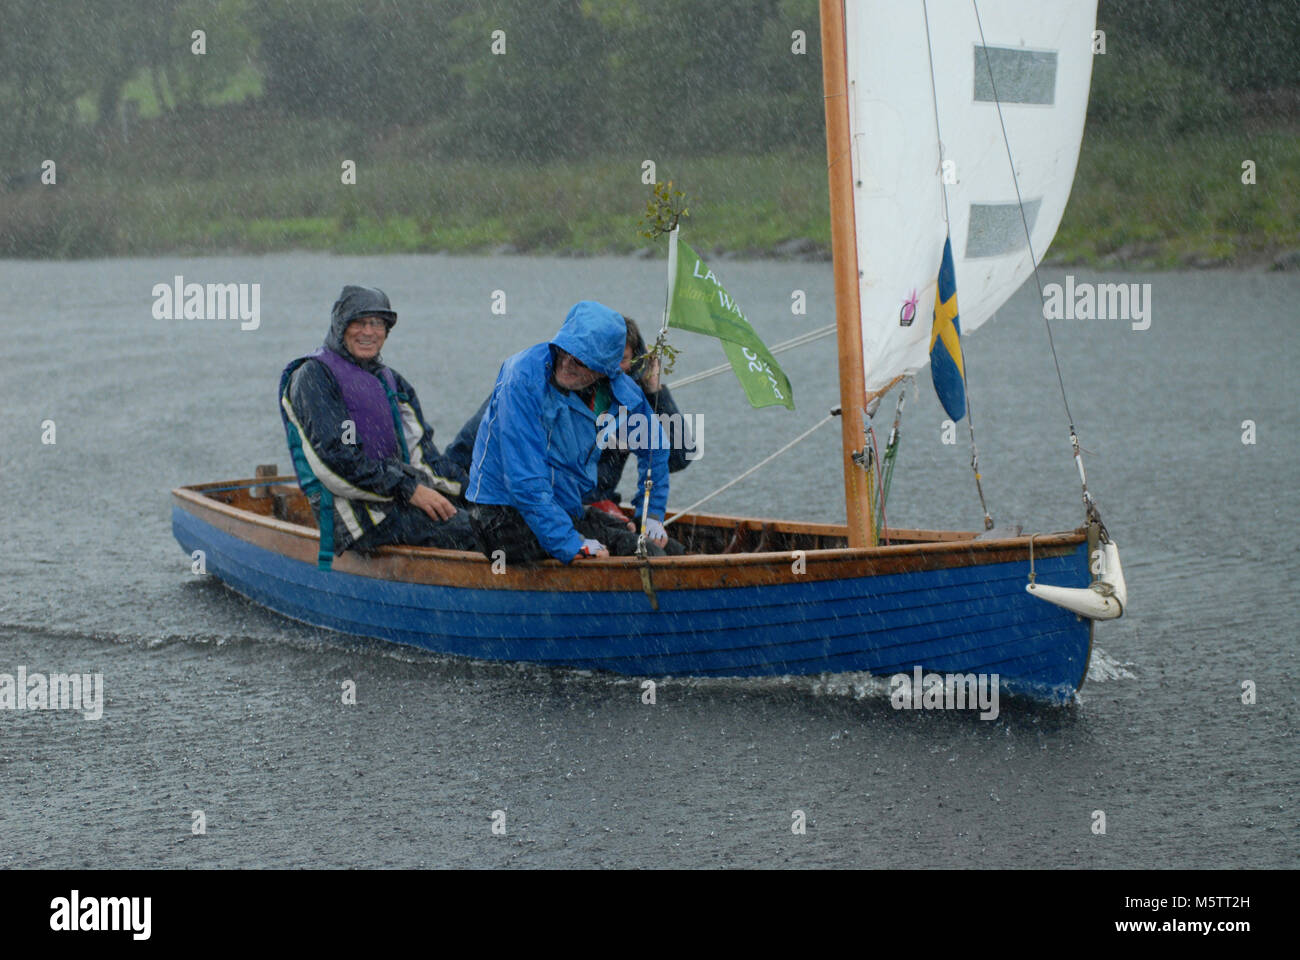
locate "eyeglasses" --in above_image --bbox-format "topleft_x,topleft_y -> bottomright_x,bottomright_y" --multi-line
559,350 -> 593,374
350,317 -> 389,331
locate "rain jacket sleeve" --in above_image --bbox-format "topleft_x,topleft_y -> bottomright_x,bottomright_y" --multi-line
497,374 -> 586,563
289,360 -> 419,502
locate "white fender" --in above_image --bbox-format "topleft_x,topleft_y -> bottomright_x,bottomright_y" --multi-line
1026,541 -> 1126,620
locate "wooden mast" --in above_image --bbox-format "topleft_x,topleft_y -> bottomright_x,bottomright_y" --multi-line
819,0 -> 875,548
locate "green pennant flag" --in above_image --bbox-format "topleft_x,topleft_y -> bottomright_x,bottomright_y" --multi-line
666,230 -> 794,410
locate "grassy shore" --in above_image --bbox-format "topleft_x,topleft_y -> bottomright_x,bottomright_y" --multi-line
3,108 -> 1296,267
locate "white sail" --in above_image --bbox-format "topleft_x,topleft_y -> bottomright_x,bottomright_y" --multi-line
843,0 -> 1097,393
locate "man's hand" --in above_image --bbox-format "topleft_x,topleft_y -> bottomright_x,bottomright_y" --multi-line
410,484 -> 457,521
642,516 -> 668,547
641,355 -> 661,393
574,538 -> 609,561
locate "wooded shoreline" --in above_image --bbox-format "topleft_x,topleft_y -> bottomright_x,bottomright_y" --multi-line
3,120 -> 1295,269
3,1 -> 1295,266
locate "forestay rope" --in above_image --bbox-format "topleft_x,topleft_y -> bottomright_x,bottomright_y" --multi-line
970,0 -> 1108,540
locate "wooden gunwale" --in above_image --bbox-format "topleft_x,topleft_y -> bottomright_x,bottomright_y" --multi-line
181,476 -> 979,543
173,480 -> 1085,593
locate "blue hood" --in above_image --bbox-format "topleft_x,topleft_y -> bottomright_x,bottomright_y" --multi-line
549,301 -> 626,378
466,299 -> 671,562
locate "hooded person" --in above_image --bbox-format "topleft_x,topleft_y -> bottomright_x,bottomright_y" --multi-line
585,314 -> 695,519
279,284 -> 476,568
444,314 -> 695,527
466,300 -> 677,564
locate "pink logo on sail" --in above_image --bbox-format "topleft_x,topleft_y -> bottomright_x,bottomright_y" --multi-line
899,289 -> 918,326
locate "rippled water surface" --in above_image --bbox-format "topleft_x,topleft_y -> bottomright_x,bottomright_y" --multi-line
0,255 -> 1295,867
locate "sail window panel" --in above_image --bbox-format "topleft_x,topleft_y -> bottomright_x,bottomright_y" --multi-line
964,198 -> 1042,259
972,47 -> 1058,105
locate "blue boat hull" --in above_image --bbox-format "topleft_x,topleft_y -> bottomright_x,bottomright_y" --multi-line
172,489 -> 1093,702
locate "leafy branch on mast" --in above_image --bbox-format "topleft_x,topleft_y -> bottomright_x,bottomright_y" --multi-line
638,180 -> 690,241
637,180 -> 692,376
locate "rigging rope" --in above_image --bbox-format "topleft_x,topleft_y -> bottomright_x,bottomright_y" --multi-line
868,419 -> 885,538
965,387 -> 994,530
665,323 -> 835,390
971,0 -> 1106,538
925,0 -> 995,530
664,413 -> 836,526
874,377 -> 912,543
969,0 -> 1073,428
921,1 -> 952,228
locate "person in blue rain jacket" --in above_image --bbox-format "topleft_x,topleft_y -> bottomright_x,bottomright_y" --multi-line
466,301 -> 677,563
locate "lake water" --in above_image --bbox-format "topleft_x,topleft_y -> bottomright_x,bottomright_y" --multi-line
0,254 -> 1295,867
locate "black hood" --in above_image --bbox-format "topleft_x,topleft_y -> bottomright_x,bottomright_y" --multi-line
325,285 -> 397,369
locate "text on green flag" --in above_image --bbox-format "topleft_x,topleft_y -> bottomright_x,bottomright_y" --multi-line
667,231 -> 794,410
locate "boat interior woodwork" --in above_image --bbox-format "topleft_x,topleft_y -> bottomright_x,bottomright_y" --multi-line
194,476 -> 998,556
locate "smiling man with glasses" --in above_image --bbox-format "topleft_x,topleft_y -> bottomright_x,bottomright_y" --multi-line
278,284 -> 477,566
466,300 -> 677,564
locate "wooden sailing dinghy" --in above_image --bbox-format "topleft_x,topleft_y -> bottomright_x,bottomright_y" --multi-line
173,477 -> 1096,699
172,0 -> 1124,702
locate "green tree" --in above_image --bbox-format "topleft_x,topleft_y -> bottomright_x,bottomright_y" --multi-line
1098,0 -> 1299,93
589,0 -> 820,155
162,0 -> 256,111
255,0 -> 466,128
450,0 -> 608,160
0,0 -> 101,168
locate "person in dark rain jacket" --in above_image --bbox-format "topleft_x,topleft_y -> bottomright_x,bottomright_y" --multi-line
279,285 -> 476,567
466,301 -> 675,564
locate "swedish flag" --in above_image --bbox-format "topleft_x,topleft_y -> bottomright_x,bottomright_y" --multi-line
929,235 -> 966,421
